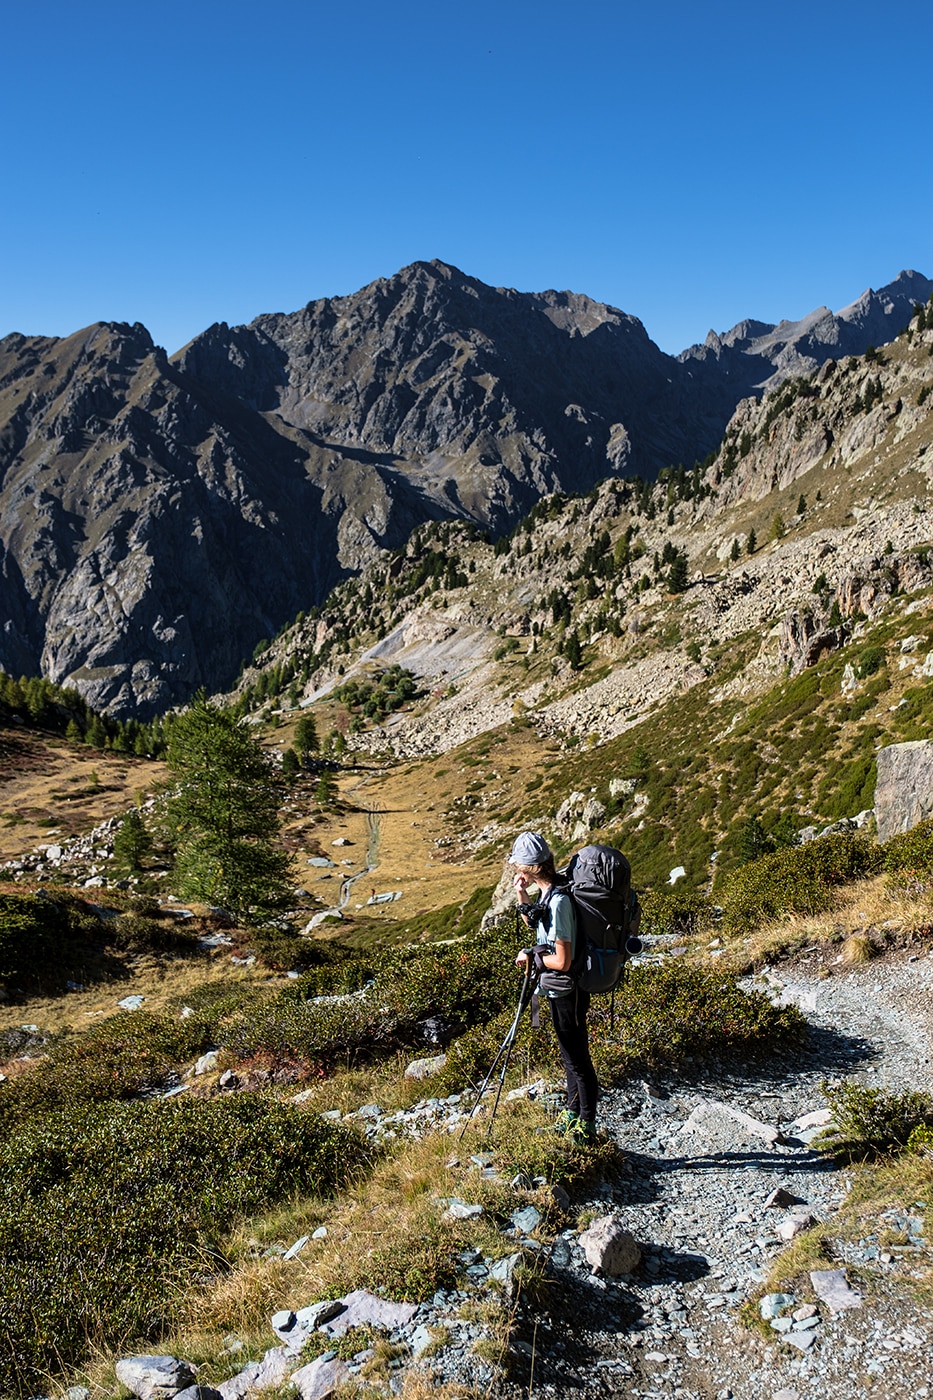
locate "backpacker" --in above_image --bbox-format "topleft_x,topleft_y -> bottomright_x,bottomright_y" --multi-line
565,843 -> 642,994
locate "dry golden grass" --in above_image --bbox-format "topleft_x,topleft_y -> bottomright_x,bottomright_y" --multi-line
0,946 -> 270,1037
724,875 -> 932,971
840,933 -> 875,964
0,725 -> 163,863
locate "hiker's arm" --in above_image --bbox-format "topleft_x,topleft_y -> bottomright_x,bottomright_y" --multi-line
548,938 -> 572,971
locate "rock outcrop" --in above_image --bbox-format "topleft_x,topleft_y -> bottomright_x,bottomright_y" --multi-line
874,740 -> 933,842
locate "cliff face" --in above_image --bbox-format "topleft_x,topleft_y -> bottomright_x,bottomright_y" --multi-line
0,322 -> 349,714
0,260 -> 928,716
174,259 -> 722,521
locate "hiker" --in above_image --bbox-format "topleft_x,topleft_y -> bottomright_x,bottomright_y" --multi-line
510,831 -> 599,1142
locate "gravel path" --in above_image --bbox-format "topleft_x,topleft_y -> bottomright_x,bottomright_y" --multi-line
508,949 -> 933,1400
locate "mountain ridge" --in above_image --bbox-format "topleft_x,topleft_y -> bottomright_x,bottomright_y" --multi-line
0,261 -> 929,716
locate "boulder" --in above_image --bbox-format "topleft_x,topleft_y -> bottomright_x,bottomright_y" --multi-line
874,740 -> 933,842
809,1267 -> 862,1312
115,1357 -> 197,1400
578,1215 -> 641,1275
405,1053 -> 447,1078
321,1288 -> 418,1336
290,1355 -> 350,1400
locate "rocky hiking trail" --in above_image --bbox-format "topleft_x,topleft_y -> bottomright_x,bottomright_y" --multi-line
500,950 -> 933,1400
105,950 -> 933,1400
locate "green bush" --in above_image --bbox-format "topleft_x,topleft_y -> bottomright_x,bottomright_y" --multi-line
717,832 -> 882,932
640,888 -> 711,939
590,963 -> 806,1081
0,1012 -> 215,1131
227,918 -> 520,1072
883,816 -> 933,885
818,1081 -> 933,1161
0,1096 -> 369,1397
0,892 -> 103,991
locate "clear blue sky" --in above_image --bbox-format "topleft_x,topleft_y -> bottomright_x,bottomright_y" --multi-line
2,0 -> 931,356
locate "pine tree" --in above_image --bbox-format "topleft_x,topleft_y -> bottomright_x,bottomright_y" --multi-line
113,810 -> 151,874
668,550 -> 689,593
165,693 -> 290,917
729,538 -> 741,562
293,712 -> 319,763
746,529 -> 758,555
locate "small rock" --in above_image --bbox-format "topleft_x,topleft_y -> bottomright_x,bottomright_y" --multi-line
193,1051 -> 219,1076
295,1300 -> 346,1330
792,1303 -> 819,1321
311,1226 -> 328,1240
759,1293 -> 796,1320
444,1199 -> 483,1221
809,1267 -> 862,1311
578,1216 -> 641,1275
764,1187 -> 806,1210
512,1205 -> 542,1233
115,1356 -> 197,1400
323,1289 -> 418,1336
174,1389 -> 224,1400
405,1054 -> 447,1079
283,1235 -> 311,1260
776,1212 -> 817,1241
489,1252 -> 523,1291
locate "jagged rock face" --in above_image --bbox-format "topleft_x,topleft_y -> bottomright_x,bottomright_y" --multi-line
0,323 -> 353,714
1,260 -> 929,717
680,269 -> 932,400
175,259 -> 721,525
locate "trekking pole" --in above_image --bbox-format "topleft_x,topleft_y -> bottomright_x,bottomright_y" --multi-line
457,961 -> 538,1142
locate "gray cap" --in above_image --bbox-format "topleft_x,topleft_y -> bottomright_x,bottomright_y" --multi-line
509,831 -> 552,866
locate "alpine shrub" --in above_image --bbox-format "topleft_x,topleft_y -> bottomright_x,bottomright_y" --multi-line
717,832 -> 882,932
883,816 -> 933,886
0,1096 -> 368,1396
818,1081 -> 933,1161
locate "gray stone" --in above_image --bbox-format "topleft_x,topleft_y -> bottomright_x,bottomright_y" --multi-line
443,1199 -> 483,1220
549,1183 -> 571,1210
875,739 -> 933,842
193,1050 -> 219,1075
271,1308 -> 298,1341
489,1252 -> 524,1292
115,1356 -> 197,1400
759,1292 -> 796,1320
174,1389 -> 224,1400
295,1299 -> 346,1330
764,1187 -> 807,1209
404,1054 -> 447,1079
322,1289 -> 418,1337
578,1216 -> 641,1275
678,1100 -> 784,1150
512,1205 -> 542,1233
63,1390 -> 90,1400
783,1326 -> 819,1351
809,1267 -> 862,1311
776,1211 -> 817,1241
290,1354 -> 351,1400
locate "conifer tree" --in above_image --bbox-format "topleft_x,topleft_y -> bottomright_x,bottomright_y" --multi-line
165,692 -> 290,917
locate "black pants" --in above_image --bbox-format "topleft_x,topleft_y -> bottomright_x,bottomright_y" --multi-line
549,988 -> 598,1121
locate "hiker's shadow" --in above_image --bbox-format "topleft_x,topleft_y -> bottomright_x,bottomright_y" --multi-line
511,1245 -> 710,1391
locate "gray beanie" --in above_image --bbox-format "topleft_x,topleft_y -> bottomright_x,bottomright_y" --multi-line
509,831 -> 552,866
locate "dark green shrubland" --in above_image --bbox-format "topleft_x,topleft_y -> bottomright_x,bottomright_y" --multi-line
0,1096 -> 368,1397
717,832 -> 882,933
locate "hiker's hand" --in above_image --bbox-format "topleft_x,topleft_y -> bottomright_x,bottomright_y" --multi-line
515,949 -> 529,968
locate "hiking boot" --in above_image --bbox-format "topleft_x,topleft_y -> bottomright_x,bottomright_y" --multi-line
568,1117 -> 598,1145
551,1109 -> 580,1133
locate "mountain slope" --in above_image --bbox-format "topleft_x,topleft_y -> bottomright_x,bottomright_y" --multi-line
0,262 -> 927,717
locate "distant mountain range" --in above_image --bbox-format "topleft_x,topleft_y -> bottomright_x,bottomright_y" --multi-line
0,260 -> 929,715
